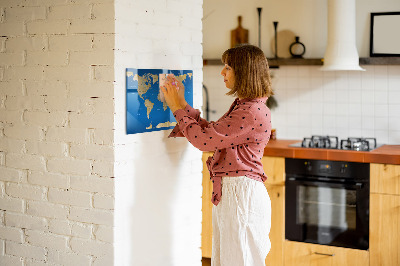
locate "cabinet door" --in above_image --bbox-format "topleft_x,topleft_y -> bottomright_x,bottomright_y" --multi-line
370,193 -> 400,266
264,184 -> 284,266
261,156 -> 285,185
370,164 -> 400,195
202,152 -> 213,258
284,241 -> 369,266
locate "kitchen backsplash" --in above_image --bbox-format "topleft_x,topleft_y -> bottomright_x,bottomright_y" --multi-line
203,65 -> 400,144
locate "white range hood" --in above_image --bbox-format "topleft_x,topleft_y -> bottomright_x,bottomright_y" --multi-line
320,0 -> 365,71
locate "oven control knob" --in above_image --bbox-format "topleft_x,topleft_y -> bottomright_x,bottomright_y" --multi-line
304,162 -> 312,171
340,164 -> 347,174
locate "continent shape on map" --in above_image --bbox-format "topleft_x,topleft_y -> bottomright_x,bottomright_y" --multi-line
144,99 -> 154,119
133,73 -> 159,99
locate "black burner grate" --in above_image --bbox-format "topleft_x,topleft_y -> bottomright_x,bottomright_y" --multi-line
298,136 -> 377,151
301,135 -> 339,149
340,137 -> 377,151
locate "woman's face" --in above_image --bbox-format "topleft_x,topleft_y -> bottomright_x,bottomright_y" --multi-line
220,64 -> 235,89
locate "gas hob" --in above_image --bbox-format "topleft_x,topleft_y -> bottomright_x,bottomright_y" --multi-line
289,135 -> 382,151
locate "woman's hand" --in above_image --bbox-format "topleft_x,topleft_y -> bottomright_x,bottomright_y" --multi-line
168,75 -> 187,108
160,75 -> 186,113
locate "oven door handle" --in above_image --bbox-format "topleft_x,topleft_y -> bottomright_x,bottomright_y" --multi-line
287,177 -> 364,189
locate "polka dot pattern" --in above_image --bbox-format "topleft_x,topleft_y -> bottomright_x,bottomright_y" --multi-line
169,97 -> 272,206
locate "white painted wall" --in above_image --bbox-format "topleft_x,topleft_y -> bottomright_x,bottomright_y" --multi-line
113,0 -> 203,266
0,0 -> 115,265
203,0 -> 400,58
203,0 -> 400,144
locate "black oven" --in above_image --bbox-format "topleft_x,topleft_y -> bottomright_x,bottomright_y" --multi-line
285,158 -> 369,250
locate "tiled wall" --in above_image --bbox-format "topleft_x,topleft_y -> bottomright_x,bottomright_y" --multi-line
203,65 -> 400,145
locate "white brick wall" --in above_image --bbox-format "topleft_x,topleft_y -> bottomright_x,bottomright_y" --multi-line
0,0 -> 115,265
25,229 -> 69,251
47,250 -> 92,266
5,213 -> 48,231
113,0 -> 203,265
27,200 -> 69,220
1,0 -> 204,265
5,241 -> 47,261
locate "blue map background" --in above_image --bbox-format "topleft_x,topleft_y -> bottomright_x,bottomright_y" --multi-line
126,68 -> 193,134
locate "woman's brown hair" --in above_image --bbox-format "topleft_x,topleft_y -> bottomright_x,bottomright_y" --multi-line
221,44 -> 273,99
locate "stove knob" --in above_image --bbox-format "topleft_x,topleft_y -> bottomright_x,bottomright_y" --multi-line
340,164 -> 347,174
305,162 -> 312,171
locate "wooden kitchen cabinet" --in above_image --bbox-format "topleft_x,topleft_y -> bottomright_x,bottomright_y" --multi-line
264,184 -> 285,266
284,241 -> 369,266
202,152 -> 213,258
370,163 -> 400,195
370,193 -> 400,266
261,156 -> 285,186
201,154 -> 286,266
370,163 -> 400,266
262,156 -> 285,266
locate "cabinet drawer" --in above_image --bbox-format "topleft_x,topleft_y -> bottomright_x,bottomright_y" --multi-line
284,241 -> 369,266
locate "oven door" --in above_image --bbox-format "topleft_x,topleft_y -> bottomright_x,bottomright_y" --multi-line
285,177 -> 369,250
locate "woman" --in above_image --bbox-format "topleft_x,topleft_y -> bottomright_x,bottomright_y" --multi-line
161,44 -> 273,266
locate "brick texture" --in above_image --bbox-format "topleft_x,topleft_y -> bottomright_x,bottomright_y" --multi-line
0,3 -> 115,264
69,207 -> 113,226
5,212 -> 48,231
0,0 -> 203,265
25,229 -> 69,251
0,226 -> 24,243
26,200 -> 69,219
47,250 -> 92,266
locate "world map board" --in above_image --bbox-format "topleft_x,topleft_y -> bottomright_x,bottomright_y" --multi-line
126,68 -> 193,134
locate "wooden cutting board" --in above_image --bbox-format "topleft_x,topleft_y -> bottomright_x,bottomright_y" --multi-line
231,16 -> 249,48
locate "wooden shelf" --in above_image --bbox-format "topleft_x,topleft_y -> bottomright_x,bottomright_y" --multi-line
203,57 -> 400,67
359,57 -> 400,65
268,58 -> 323,67
202,59 -> 223,66
203,58 -> 323,67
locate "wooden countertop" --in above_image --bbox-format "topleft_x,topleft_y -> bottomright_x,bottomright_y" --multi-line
263,139 -> 400,165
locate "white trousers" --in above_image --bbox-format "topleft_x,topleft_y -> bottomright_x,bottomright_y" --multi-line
212,176 -> 271,266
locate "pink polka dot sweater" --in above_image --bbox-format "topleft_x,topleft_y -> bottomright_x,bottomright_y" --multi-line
169,97 -> 272,206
